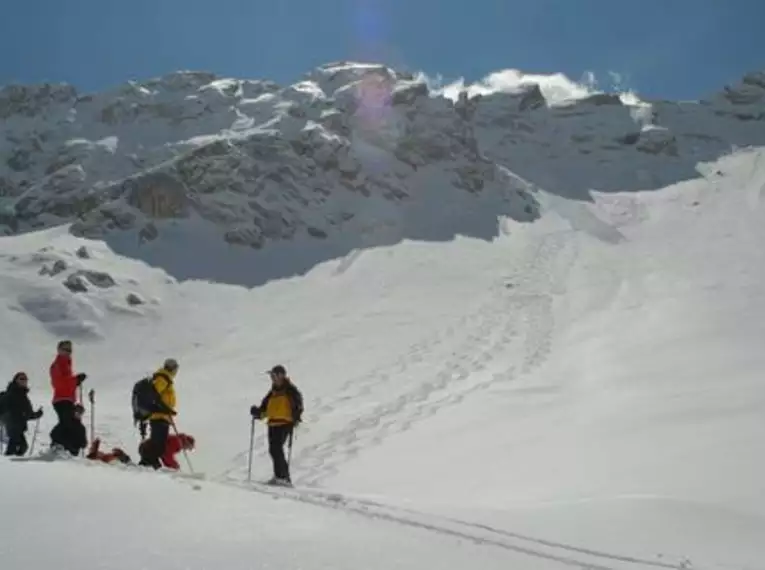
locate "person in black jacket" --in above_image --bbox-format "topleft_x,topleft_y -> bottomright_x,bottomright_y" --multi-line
0,372 -> 43,456
250,365 -> 303,485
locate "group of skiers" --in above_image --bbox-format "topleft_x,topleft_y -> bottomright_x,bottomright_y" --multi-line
0,340 -> 304,485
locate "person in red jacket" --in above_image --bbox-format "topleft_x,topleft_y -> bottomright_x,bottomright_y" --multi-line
138,433 -> 195,470
49,340 -> 87,452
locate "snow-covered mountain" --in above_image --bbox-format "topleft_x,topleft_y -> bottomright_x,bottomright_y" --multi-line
1,62 -> 763,284
1,63 -> 765,570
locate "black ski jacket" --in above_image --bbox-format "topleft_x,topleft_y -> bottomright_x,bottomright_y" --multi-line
0,380 -> 39,433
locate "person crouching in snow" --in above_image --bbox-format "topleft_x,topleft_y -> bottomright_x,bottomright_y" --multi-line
138,433 -> 194,470
0,372 -> 44,456
87,438 -> 131,465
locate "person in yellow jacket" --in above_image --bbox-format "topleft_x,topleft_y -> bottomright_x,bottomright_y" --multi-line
250,365 -> 303,485
139,358 -> 178,470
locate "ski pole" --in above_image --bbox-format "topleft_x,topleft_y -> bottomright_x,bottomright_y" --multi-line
77,385 -> 85,457
29,417 -> 40,456
170,420 -> 194,474
287,427 -> 295,466
247,416 -> 255,483
88,389 -> 95,442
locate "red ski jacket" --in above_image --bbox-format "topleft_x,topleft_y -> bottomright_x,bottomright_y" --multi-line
50,354 -> 77,403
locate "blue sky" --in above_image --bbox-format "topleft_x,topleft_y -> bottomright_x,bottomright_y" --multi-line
1,0 -> 763,100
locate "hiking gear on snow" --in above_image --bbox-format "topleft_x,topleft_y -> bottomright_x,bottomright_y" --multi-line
88,389 -> 95,443
87,438 -> 131,464
247,416 -> 256,482
288,426 -> 295,466
77,385 -> 84,453
29,416 -> 40,456
268,424 -> 293,482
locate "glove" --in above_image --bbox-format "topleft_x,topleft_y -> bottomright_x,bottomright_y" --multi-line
250,405 -> 260,418
32,408 -> 43,419
76,373 -> 87,385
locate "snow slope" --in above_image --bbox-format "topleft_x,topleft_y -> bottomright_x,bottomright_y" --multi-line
1,66 -> 765,570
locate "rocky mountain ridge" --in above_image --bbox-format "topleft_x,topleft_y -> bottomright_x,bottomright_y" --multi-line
1,62 -> 764,251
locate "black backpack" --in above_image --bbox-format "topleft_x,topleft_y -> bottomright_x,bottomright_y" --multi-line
131,377 -> 165,423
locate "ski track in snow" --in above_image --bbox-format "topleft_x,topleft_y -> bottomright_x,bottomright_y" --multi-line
208,475 -> 694,570
10,451 -> 698,570
219,230 -> 580,488
294,231 -> 579,486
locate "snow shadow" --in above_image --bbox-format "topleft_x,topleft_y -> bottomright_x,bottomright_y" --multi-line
100,185 -> 540,288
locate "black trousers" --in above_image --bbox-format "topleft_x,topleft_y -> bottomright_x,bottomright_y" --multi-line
268,424 -> 294,481
139,419 -> 170,469
4,424 -> 28,456
50,401 -> 77,453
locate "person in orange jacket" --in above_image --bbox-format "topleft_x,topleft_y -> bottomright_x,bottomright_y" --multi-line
138,432 -> 195,470
49,340 -> 87,452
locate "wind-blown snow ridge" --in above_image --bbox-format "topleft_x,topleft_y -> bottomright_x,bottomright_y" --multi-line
0,62 -> 764,286
423,68 -> 610,106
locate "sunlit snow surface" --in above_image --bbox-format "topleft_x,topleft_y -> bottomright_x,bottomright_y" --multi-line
2,148 -> 765,568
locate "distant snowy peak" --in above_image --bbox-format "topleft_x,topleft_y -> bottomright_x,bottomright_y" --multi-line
0,62 -> 763,249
